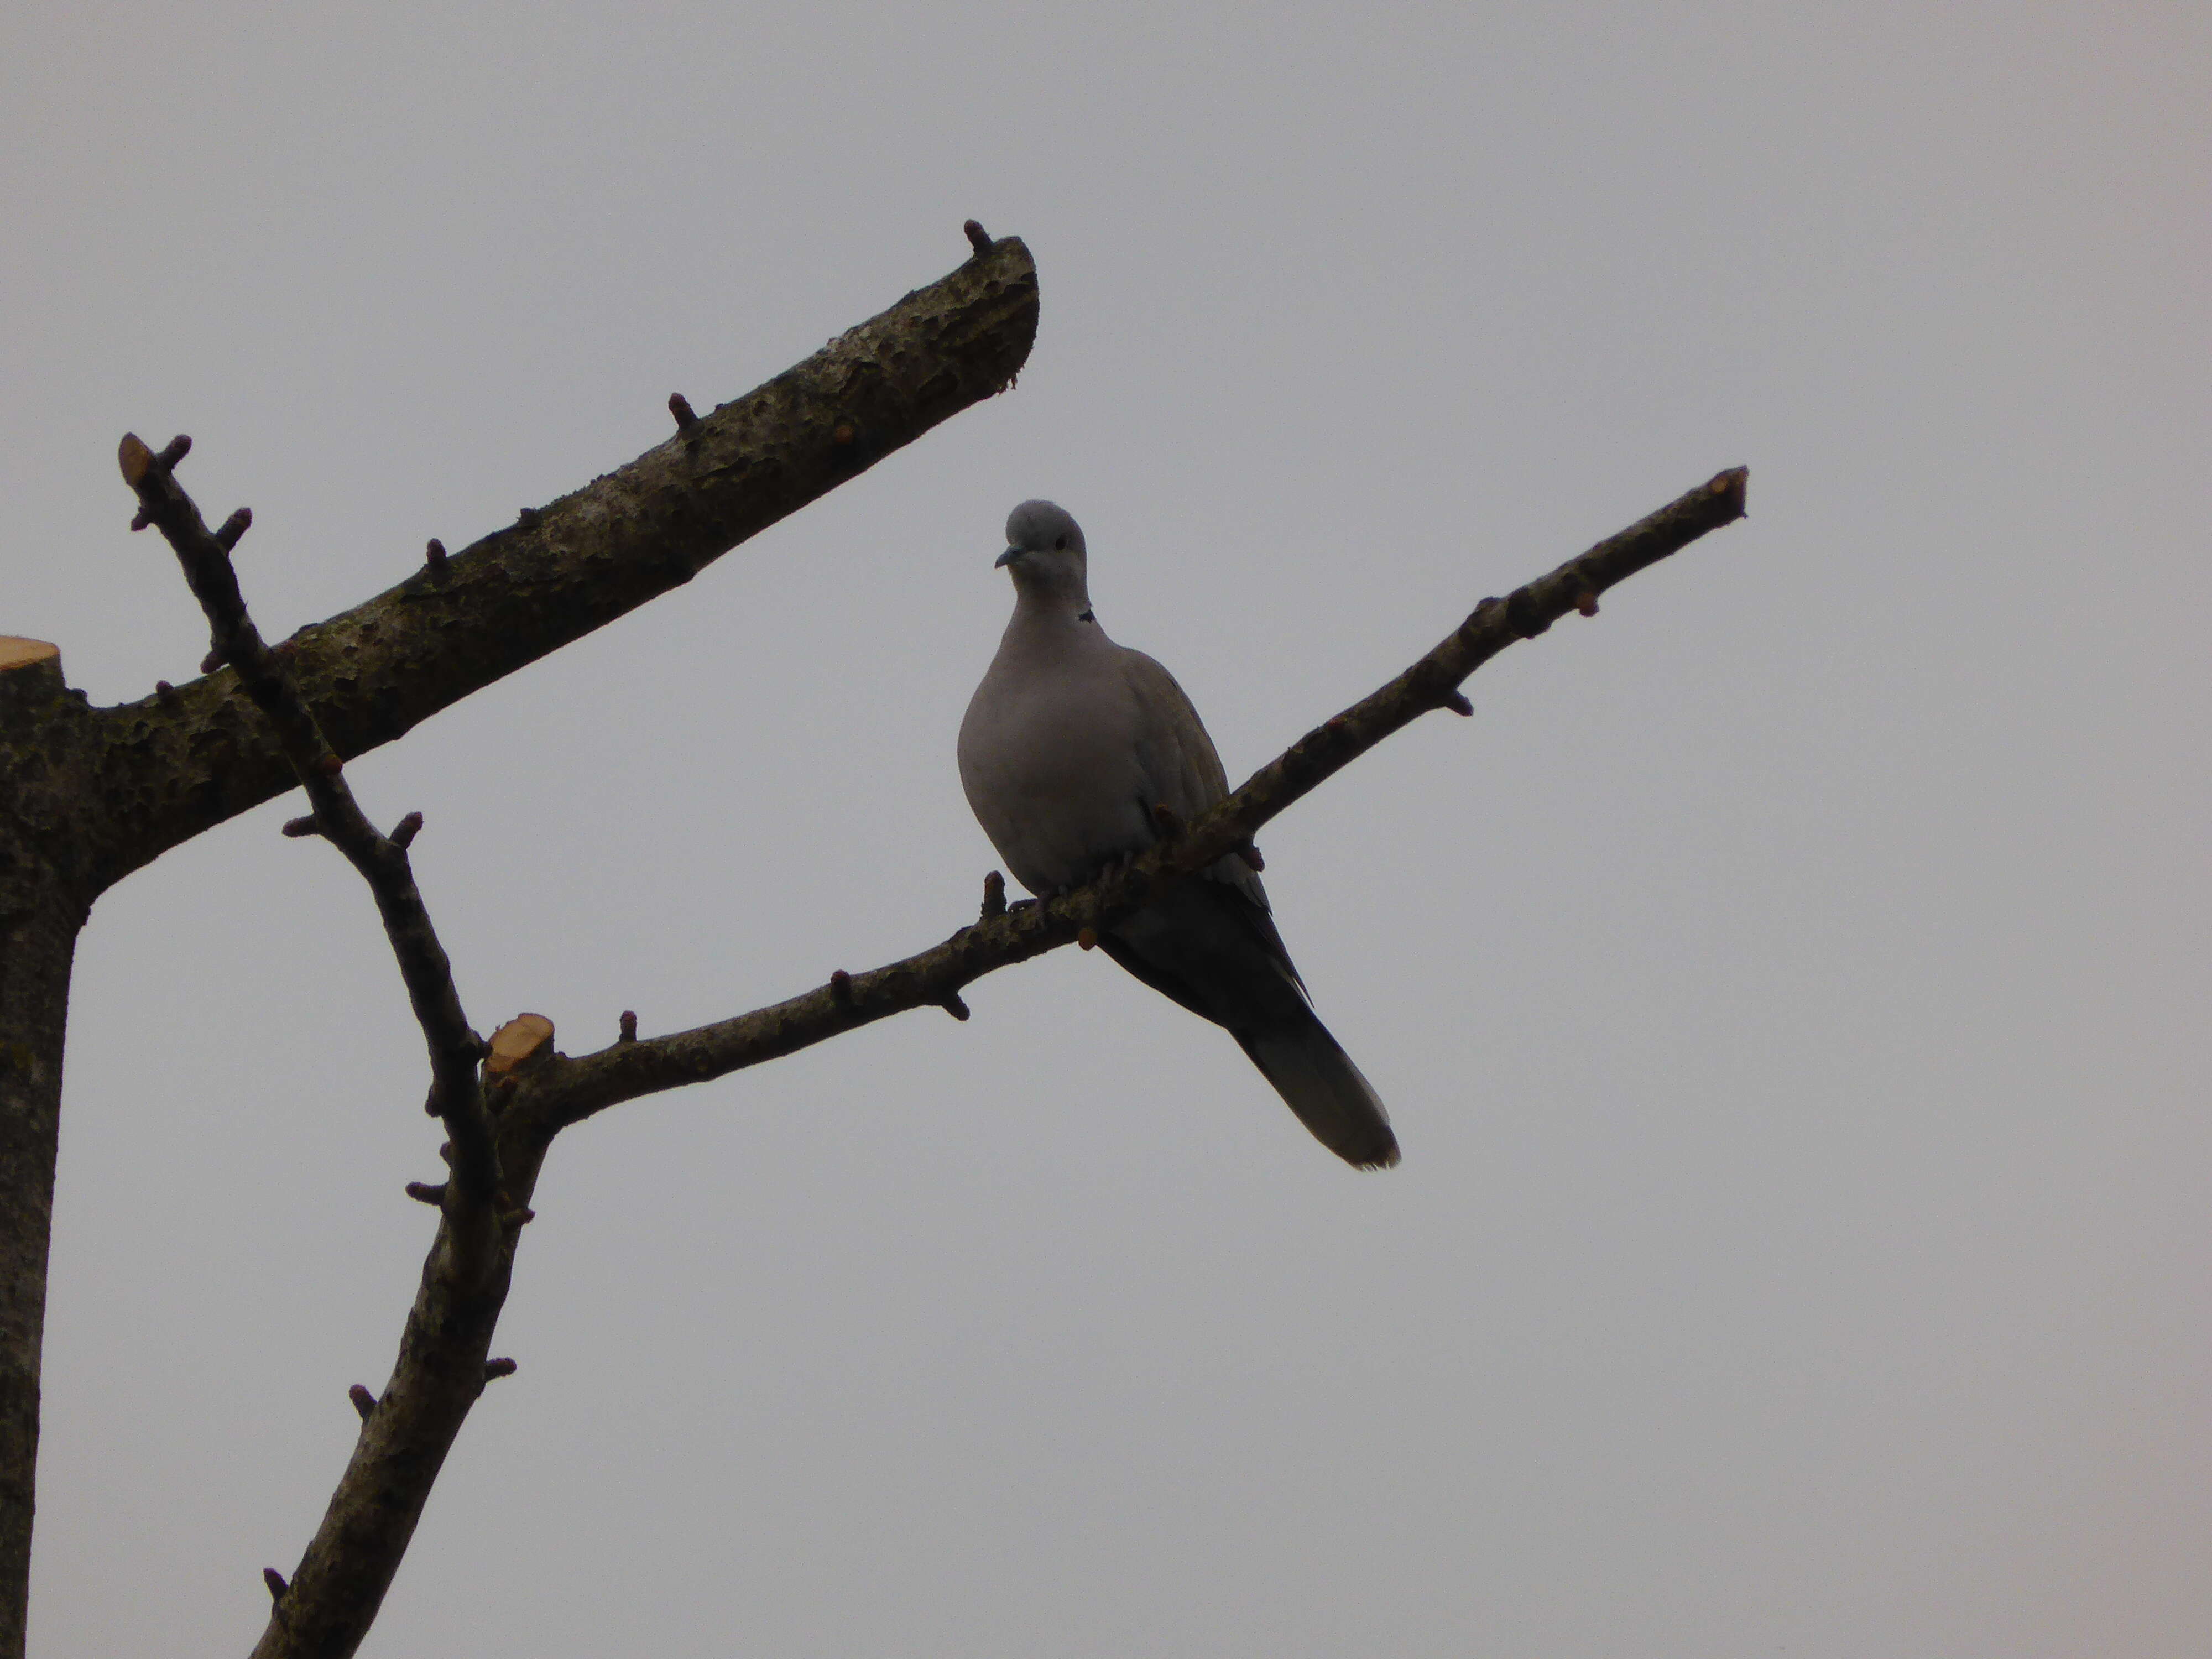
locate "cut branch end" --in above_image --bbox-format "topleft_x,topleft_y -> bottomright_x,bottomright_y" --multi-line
485,1013 -> 554,1077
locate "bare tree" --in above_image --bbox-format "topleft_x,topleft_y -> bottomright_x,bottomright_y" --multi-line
0,227 -> 1745,1656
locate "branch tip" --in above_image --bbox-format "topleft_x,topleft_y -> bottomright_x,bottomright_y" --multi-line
349,1385 -> 377,1421
200,649 -> 226,675
963,218 -> 992,255
1441,689 -> 1474,717
980,870 -> 1007,920
216,507 -> 253,550
939,992 -> 971,1021
499,1207 -> 535,1230
618,1010 -> 638,1042
669,393 -> 698,430
129,510 -> 150,533
157,434 -> 192,469
425,538 -> 447,570
829,969 -> 854,1006
390,810 -> 424,848
281,814 -> 321,838
154,679 -> 178,702
1235,843 -> 1265,873
483,1358 -> 518,1382
404,1181 -> 447,1206
1575,588 -> 1600,618
263,1567 -> 288,1604
1077,927 -> 1098,952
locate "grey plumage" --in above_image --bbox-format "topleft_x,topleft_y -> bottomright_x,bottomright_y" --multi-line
958,500 -> 1399,1169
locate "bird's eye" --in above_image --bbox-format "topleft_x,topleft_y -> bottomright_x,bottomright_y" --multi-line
1053,535 -> 1068,551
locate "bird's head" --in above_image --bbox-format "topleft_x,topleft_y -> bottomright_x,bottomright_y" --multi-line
995,499 -> 1092,609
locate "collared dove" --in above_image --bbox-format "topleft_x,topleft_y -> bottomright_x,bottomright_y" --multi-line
958,500 -> 1399,1169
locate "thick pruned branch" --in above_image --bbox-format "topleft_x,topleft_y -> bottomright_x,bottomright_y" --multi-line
83,232 -> 1039,893
504,468 -> 1749,1139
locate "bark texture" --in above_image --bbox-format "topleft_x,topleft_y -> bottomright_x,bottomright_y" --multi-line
0,648 -> 96,1659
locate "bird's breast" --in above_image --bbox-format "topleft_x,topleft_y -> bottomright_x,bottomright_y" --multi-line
958,656 -> 1151,895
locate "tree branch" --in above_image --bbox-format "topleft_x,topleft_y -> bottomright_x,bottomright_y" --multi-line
117,436 -> 498,1204
84,232 -> 1039,893
507,467 -> 1749,1138
119,441 -> 529,1657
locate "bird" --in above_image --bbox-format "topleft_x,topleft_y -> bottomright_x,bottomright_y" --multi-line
957,499 -> 1399,1168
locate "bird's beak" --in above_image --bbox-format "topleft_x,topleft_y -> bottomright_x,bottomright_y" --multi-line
994,547 -> 1022,568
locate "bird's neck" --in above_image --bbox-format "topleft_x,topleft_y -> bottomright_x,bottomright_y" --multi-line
1005,581 -> 1100,646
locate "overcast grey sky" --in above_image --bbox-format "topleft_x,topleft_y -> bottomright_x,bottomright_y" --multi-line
5,2 -> 2208,1654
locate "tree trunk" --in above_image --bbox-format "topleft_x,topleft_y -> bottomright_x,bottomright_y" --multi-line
0,644 -> 93,1658
0,877 -> 80,1659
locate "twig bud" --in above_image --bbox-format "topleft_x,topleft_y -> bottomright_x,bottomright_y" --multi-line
939,992 -> 971,1021
425,538 -> 447,570
215,507 -> 252,550
484,1358 -> 518,1382
669,393 -> 698,430
200,649 -> 226,675
281,815 -> 321,838
391,811 -> 424,848
963,219 -> 992,255
980,870 -> 1007,920
830,969 -> 854,1006
263,1568 -> 288,1604
349,1385 -> 377,1421
618,1010 -> 638,1042
157,434 -> 192,468
405,1181 -> 447,1206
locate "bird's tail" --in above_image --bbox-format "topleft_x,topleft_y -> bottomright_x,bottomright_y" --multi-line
1236,1014 -> 1400,1170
